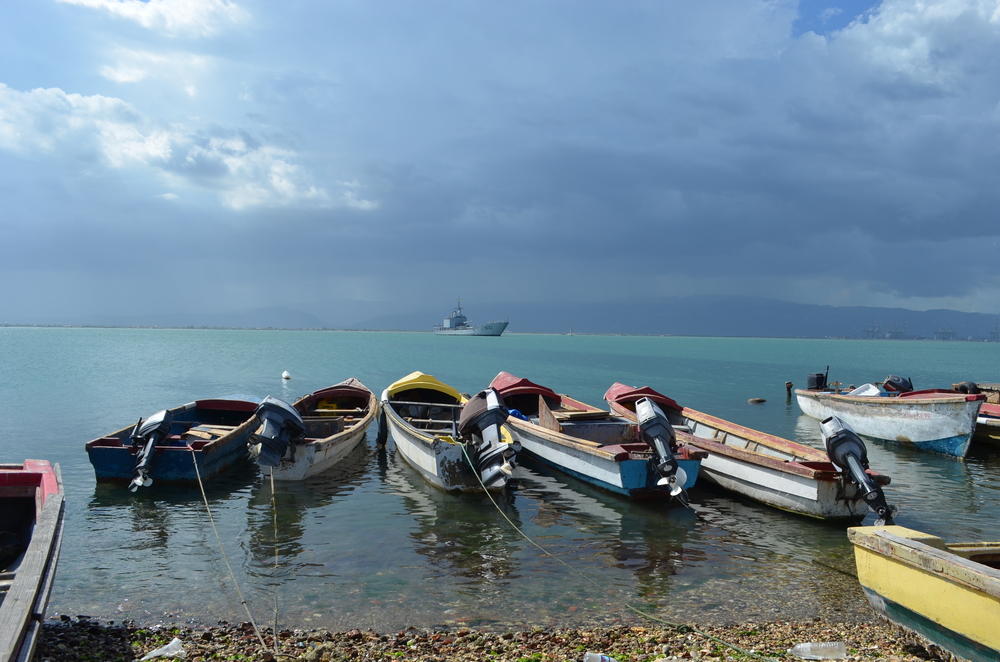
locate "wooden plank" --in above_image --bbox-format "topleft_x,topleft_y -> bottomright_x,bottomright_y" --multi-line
0,492 -> 62,662
538,395 -> 562,433
182,429 -> 213,440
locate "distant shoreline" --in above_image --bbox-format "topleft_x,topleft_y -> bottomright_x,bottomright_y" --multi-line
2,323 -> 997,341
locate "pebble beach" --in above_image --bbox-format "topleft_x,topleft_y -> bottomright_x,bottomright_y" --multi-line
39,617 -> 947,662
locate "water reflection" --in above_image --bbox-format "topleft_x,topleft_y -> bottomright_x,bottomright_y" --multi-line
245,442 -> 371,569
382,447 -> 524,587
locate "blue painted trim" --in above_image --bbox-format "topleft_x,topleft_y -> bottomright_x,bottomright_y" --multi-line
864,433 -> 972,458
861,587 -> 999,662
521,451 -> 700,500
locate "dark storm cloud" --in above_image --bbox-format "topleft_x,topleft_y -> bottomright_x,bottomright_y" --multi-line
3,0 -> 1000,322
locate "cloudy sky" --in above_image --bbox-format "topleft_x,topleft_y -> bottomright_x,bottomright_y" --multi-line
2,0 -> 1000,325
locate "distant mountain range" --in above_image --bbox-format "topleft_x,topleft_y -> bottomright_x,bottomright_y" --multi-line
352,296 -> 1000,340
10,296 -> 999,339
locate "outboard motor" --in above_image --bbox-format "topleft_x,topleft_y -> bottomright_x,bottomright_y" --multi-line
807,366 -> 829,390
249,396 -> 306,467
635,397 -> 688,500
820,416 -> 897,525
883,375 -> 913,393
458,388 -> 518,488
129,410 -> 174,492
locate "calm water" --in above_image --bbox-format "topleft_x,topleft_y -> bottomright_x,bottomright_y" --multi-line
1,328 -> 998,630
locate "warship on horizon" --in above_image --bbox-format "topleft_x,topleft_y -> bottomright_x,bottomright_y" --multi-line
433,299 -> 508,336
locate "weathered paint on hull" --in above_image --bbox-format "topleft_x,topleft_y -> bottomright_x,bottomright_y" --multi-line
262,422 -> 372,481
849,526 -> 1000,662
605,390 -> 878,519
860,587 -> 999,662
508,420 -> 699,500
697,452 -> 867,520
384,410 -> 501,492
796,391 -> 979,458
87,436 -> 253,484
86,401 -> 259,484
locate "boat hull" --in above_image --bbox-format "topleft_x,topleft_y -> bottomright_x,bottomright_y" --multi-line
434,320 -> 509,336
694,450 -> 868,519
605,385 -> 883,520
849,526 -> 1000,662
262,382 -> 379,481
383,406 -> 494,491
86,399 -> 259,484
506,418 -> 700,500
796,390 -> 981,458
262,417 -> 374,481
0,460 -> 65,662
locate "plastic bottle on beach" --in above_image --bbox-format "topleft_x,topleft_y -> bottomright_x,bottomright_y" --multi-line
788,641 -> 847,660
583,653 -> 618,662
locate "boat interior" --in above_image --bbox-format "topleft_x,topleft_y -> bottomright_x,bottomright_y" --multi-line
504,392 -> 638,446
0,497 -> 34,602
298,389 -> 372,440
87,402 -> 255,451
389,388 -> 464,433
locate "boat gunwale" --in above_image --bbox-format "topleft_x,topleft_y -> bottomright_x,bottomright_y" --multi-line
292,382 -> 379,450
795,389 -> 985,406
848,527 -> 1000,600
84,399 -> 260,457
0,461 -> 64,662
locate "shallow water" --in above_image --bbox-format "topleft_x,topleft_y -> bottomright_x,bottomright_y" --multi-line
1,328 -> 998,629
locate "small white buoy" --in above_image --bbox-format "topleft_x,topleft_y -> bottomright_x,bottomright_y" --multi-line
282,371 -> 291,380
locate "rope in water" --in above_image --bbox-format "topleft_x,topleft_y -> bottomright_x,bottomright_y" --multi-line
189,448 -> 269,652
459,444 -> 777,662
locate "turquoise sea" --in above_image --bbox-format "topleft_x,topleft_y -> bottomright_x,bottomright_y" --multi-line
1,327 -> 998,630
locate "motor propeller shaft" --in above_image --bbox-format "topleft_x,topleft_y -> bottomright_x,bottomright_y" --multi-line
129,409 -> 173,492
820,416 -> 897,525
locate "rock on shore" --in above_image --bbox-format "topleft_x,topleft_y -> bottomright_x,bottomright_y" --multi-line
37,616 -> 948,662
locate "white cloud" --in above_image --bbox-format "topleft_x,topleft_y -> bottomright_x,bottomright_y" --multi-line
98,48 -> 210,93
100,64 -> 149,83
57,0 -> 246,37
0,84 -> 375,212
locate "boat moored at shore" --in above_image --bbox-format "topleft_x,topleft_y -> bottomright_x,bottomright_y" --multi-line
247,379 -> 380,480
848,525 -> 1000,662
490,372 -> 703,501
796,382 -> 984,459
0,460 -> 65,662
85,397 -> 260,489
605,383 -> 894,521
380,372 -> 520,491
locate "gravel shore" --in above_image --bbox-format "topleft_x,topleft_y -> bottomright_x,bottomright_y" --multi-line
38,616 -> 947,662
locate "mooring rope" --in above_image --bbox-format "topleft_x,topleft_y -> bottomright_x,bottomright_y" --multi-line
459,444 -> 777,662
189,448 -> 269,651
271,470 -> 281,657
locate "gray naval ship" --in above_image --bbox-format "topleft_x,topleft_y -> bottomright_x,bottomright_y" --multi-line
434,299 -> 509,336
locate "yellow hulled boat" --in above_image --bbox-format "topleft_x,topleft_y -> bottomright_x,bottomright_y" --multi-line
848,525 -> 1000,662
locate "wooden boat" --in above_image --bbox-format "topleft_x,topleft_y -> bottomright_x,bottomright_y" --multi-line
972,402 -> 1000,447
250,379 -> 380,481
380,372 -> 520,492
848,525 -> 1000,662
489,372 -> 703,501
86,396 -> 260,489
796,388 -> 984,458
0,460 -> 65,662
605,383 -> 892,520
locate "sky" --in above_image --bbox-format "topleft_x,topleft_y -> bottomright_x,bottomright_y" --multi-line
2,0 -> 1000,326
